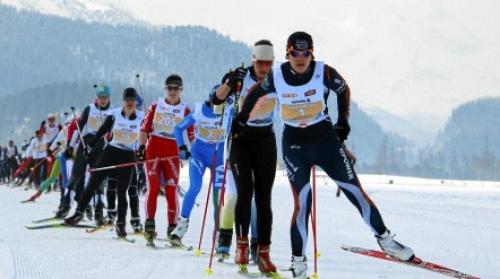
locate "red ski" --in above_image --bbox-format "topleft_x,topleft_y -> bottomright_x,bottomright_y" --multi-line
341,245 -> 480,279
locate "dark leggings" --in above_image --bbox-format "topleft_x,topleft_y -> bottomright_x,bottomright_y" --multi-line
32,159 -> 47,188
62,135 -> 104,205
77,145 -> 134,224
230,129 -> 277,245
107,167 -> 140,219
283,125 -> 387,256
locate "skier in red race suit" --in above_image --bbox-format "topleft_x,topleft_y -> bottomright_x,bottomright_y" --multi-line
139,74 -> 194,246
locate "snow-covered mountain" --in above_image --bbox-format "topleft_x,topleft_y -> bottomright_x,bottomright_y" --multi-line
1,0 -> 144,26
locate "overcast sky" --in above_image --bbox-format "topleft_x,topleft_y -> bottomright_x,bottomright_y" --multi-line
5,0 -> 500,125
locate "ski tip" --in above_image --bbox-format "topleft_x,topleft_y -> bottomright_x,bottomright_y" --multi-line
340,244 -> 351,250
311,272 -> 319,279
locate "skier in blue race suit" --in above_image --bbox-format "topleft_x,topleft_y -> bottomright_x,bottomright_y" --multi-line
170,88 -> 233,244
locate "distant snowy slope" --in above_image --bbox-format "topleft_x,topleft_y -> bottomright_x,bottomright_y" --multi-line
2,0 -> 144,25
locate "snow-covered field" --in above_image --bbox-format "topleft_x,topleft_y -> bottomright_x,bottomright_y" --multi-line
1,171 -> 499,279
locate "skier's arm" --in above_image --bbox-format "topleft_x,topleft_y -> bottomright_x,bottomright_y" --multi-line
25,139 -> 35,158
89,115 -> 113,147
184,106 -> 195,143
77,105 -> 90,129
139,103 -> 156,145
324,65 -> 349,123
66,119 -> 78,146
174,113 -> 196,147
238,72 -> 276,123
49,129 -> 65,151
213,84 -> 232,105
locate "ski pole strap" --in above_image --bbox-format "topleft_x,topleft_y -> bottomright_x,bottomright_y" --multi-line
89,156 -> 179,172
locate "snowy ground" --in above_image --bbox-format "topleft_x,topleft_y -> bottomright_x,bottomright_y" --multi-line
1,171 -> 499,279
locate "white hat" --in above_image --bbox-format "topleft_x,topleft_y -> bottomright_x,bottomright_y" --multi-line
252,40 -> 274,61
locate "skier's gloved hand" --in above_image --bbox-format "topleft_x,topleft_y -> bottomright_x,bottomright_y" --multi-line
230,115 -> 247,139
225,67 -> 248,90
334,120 -> 351,143
46,148 -> 53,156
83,145 -> 93,159
63,146 -> 73,159
178,145 -> 191,160
40,120 -> 46,127
136,144 -> 146,161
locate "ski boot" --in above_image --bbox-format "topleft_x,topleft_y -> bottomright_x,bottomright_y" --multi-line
104,210 -> 116,225
376,230 -> 414,261
130,217 -> 143,233
115,222 -> 127,238
144,219 -> 156,247
167,224 -> 176,240
94,206 -> 105,227
216,228 -> 233,261
235,236 -> 250,272
250,238 -> 259,264
64,209 -> 84,225
85,206 -> 93,221
257,244 -> 277,274
55,203 -> 70,218
291,255 -> 308,279
170,217 -> 189,246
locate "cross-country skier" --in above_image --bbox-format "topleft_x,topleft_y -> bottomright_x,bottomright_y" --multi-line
139,74 -> 194,246
211,39 -> 278,274
169,86 -> 233,246
65,88 -> 143,237
104,95 -> 145,233
27,130 -> 48,190
234,31 -> 415,278
23,114 -> 75,202
39,113 -> 63,148
6,140 -> 19,182
55,85 -> 114,224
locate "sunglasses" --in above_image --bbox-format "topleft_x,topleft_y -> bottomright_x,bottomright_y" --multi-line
165,86 -> 181,91
255,60 -> 273,67
289,49 -> 313,58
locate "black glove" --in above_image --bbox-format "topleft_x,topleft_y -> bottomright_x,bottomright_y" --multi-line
178,145 -> 191,160
230,116 -> 247,139
40,120 -> 46,127
136,144 -> 146,161
334,120 -> 351,143
63,146 -> 74,159
225,67 -> 248,89
83,145 -> 93,159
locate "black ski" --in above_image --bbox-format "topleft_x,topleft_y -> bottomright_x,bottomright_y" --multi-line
31,217 -> 60,224
26,223 -> 97,230
112,236 -> 136,243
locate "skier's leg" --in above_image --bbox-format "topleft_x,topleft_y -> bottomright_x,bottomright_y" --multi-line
40,158 -> 60,192
282,136 -> 313,257
116,165 -> 133,225
316,132 -> 386,235
221,168 -> 236,230
180,157 -> 205,219
216,168 -> 236,254
250,135 -> 276,246
164,157 -> 180,228
145,158 -> 161,220
128,167 -> 140,219
230,138 -> 254,239
106,175 -> 117,221
63,144 -> 86,206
